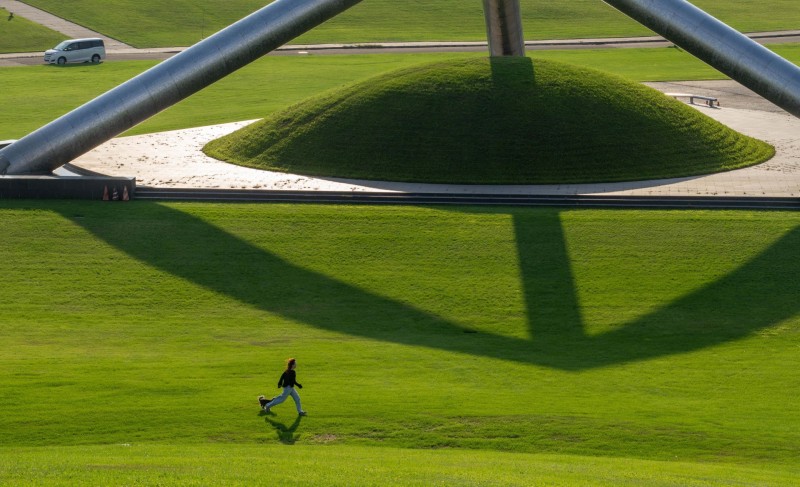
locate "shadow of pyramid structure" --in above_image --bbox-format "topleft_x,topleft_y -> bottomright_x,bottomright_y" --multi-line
65,203 -> 800,371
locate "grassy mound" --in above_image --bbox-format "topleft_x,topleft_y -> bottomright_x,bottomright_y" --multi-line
204,57 -> 773,184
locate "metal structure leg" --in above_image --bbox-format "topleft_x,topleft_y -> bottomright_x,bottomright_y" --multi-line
604,0 -> 800,118
483,0 -> 526,57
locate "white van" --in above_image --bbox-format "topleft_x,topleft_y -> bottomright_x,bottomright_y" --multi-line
44,38 -> 105,65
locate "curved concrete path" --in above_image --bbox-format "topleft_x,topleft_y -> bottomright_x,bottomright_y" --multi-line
67,82 -> 800,197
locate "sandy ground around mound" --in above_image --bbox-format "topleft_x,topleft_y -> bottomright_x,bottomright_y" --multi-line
69,103 -> 800,197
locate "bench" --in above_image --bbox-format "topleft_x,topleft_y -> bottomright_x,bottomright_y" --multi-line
665,93 -> 719,107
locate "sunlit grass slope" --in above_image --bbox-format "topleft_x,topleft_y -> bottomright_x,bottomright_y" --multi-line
0,12 -> 63,53
20,0 -> 800,47
1,201 -> 799,485
2,444 -> 798,486
205,57 -> 773,184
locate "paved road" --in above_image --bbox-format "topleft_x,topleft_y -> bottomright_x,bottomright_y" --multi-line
4,31 -> 800,67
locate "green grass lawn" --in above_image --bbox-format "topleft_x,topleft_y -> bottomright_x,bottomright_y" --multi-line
2,44 -> 800,140
204,57 -> 772,184
0,10 -> 64,53
19,0 -> 800,48
0,202 -> 799,484
2,444 -> 798,486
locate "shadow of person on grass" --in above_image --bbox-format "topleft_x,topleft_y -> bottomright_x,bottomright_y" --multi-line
263,414 -> 303,444
64,203 -> 800,370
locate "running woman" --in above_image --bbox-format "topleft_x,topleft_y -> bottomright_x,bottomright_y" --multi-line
263,358 -> 306,416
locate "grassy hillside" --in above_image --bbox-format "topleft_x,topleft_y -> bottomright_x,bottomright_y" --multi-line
1,201 -> 799,485
21,0 -> 800,47
0,11 -> 64,53
204,57 -> 773,184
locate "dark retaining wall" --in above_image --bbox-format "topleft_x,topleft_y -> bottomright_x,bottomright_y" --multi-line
0,176 -> 136,200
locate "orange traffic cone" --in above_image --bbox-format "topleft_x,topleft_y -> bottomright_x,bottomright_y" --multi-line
102,185 -> 109,201
122,186 -> 130,201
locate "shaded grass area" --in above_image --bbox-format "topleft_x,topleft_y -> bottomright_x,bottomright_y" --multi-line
1,444 -> 798,486
2,46 -> 799,140
1,201 -> 799,474
0,11 -> 63,53
204,57 -> 772,184
19,0 -> 800,48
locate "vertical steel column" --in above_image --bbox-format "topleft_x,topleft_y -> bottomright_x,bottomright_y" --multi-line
483,0 -> 526,57
0,0 -> 364,175
604,0 -> 800,118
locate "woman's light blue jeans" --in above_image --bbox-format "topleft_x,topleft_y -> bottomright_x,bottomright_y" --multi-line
266,386 -> 302,413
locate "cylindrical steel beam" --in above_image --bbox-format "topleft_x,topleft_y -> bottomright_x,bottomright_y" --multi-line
483,0 -> 526,57
0,0 -> 364,175
604,0 -> 800,118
